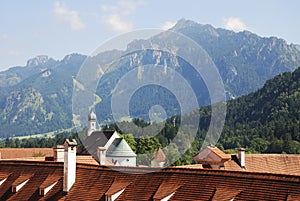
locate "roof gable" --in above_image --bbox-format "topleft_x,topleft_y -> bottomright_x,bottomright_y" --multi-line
39,169 -> 62,196
105,179 -> 131,196
153,178 -> 181,200
211,187 -> 243,201
0,173 -> 11,185
152,148 -> 166,162
12,174 -> 33,192
107,138 -> 136,157
78,130 -> 119,157
193,146 -> 230,164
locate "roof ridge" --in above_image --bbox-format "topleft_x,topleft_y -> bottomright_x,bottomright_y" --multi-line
162,167 -> 300,183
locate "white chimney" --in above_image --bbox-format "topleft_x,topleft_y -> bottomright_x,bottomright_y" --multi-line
63,139 -> 77,192
97,147 -> 106,165
238,148 -> 246,170
53,145 -> 64,162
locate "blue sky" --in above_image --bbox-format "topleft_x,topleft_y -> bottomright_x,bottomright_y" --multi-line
1,0 -> 299,71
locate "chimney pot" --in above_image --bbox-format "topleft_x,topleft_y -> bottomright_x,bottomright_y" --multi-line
53,145 -> 64,162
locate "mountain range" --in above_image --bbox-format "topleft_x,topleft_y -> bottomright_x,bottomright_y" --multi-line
0,18 -> 300,137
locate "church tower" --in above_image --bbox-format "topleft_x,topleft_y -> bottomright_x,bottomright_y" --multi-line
87,111 -> 97,136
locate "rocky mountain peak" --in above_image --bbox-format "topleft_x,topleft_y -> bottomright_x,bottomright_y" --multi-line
26,55 -> 55,67
61,53 -> 86,64
172,18 -> 219,38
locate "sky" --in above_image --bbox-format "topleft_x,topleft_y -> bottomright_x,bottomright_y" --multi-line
1,0 -> 300,71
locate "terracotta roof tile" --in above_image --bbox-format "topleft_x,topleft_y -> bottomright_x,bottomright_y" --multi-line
286,194 -> 300,201
12,174 -> 33,188
0,156 -> 47,162
175,164 -> 203,169
76,155 -> 115,166
39,169 -> 62,189
152,148 -> 166,162
210,147 -> 231,160
0,161 -> 300,200
193,146 -> 231,165
0,162 -> 65,200
0,172 -> 11,181
0,148 -> 53,159
76,155 -> 99,165
226,154 -> 300,175
212,187 -> 243,201
244,154 -> 300,175
105,179 -> 131,196
153,176 -> 181,200
224,158 -> 243,171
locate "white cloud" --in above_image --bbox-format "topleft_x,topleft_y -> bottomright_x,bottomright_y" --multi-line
101,0 -> 144,33
53,1 -> 86,31
161,21 -> 176,30
223,17 -> 248,32
105,14 -> 133,32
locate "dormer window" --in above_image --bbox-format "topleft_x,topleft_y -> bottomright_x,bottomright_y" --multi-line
105,180 -> 130,201
153,181 -> 180,201
106,188 -> 125,201
39,181 -> 59,196
159,192 -> 175,201
0,177 -> 7,186
39,169 -> 62,196
0,173 -> 11,186
12,174 -> 33,193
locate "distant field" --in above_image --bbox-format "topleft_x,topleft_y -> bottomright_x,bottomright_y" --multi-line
4,128 -> 74,140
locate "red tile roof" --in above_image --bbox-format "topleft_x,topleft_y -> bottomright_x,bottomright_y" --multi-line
286,194 -> 300,201
211,187 -> 243,201
152,147 -> 166,162
105,180 -> 131,196
175,164 -> 203,169
76,155 -> 115,166
75,155 -> 99,165
193,146 -> 231,165
0,173 -> 11,181
39,169 -> 62,190
210,147 -> 231,160
0,148 -> 53,159
12,174 -> 33,188
193,146 -> 300,176
0,161 -> 64,200
226,154 -> 300,175
1,161 -> 300,200
153,176 -> 181,200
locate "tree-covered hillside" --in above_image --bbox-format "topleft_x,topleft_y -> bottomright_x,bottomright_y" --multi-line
105,66 -> 300,165
219,66 -> 300,153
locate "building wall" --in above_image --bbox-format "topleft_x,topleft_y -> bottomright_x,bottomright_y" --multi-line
107,156 -> 136,167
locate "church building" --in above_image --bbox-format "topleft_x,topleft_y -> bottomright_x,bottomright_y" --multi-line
77,111 -> 136,167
